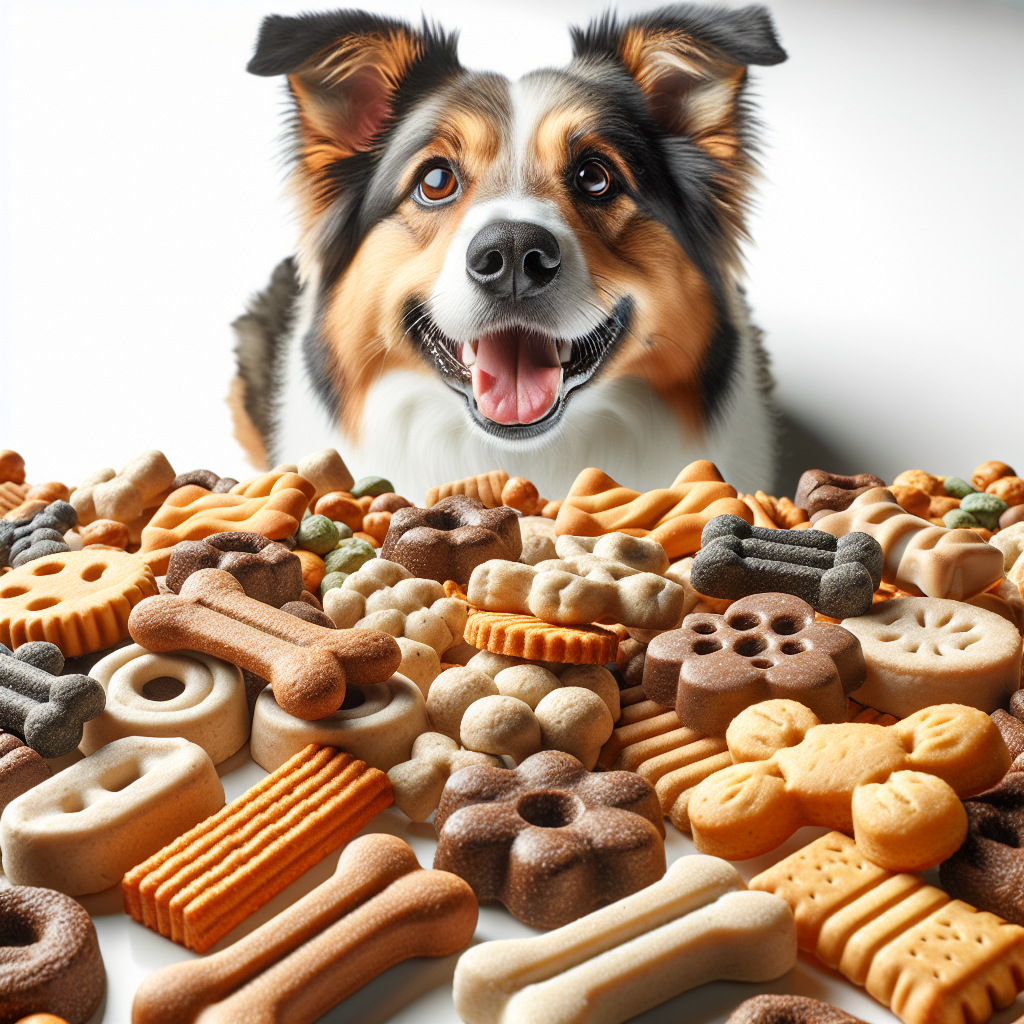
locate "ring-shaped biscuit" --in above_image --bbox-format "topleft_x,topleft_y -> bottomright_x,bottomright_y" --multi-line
81,644 -> 249,764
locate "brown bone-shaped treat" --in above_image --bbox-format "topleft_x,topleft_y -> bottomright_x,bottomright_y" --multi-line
128,568 -> 401,720
795,469 -> 886,521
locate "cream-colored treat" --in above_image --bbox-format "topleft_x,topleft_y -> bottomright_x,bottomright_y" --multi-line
296,447 -> 353,503
966,577 -> 1024,632
557,664 -> 620,720
460,695 -> 542,764
426,666 -> 499,740
250,674 -> 428,773
453,854 -> 795,1024
70,450 -> 176,526
387,733 -> 501,821
841,597 -> 1022,717
519,516 -> 558,565
81,645 -> 249,764
394,636 -> 441,694
750,832 -> 1024,1024
0,735 -> 223,895
992,521 -> 1024,588
534,687 -> 613,768
323,558 -> 468,658
468,533 -> 686,630
494,664 -> 561,707
689,699 -> 1009,871
814,487 -> 1003,600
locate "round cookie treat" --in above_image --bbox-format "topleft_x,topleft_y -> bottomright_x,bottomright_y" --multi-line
250,674 -> 428,772
842,596 -> 1022,717
726,995 -> 868,1023
465,609 -> 617,664
433,749 -> 666,929
0,885 -> 105,1024
81,644 -> 250,764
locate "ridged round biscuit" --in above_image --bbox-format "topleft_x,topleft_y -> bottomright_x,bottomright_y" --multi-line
464,610 -> 617,664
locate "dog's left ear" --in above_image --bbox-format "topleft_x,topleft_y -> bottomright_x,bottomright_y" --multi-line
572,5 -> 786,156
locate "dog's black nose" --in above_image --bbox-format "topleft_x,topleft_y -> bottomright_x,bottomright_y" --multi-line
466,220 -> 560,298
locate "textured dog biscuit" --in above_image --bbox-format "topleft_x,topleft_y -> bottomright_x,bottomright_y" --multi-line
1,501 -> 77,570
795,470 -> 887,519
453,854 -> 795,1024
751,833 -> 1024,1024
1,735 -> 223,895
726,995 -> 868,1024
131,835 -> 476,1024
465,609 -> 618,663
425,469 -> 509,508
842,597 -> 1022,717
296,447 -> 354,502
0,728 -> 50,814
0,549 -> 157,656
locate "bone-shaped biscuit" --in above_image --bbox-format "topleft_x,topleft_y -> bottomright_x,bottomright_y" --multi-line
131,833 -> 477,1024
127,568 -> 401,720
70,449 -> 176,526
453,854 -> 796,1024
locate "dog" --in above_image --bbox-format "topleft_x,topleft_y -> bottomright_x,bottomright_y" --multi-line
230,4 -> 787,500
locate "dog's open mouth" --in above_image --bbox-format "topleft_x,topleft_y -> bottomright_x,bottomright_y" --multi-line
407,296 -> 633,439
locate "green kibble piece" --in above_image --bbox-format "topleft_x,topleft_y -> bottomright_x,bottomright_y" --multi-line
296,514 -> 340,555
320,571 -> 349,596
351,475 -> 394,499
960,491 -> 1008,530
943,475 -> 976,499
325,537 -> 376,575
944,508 -> 980,530
332,521 -> 354,540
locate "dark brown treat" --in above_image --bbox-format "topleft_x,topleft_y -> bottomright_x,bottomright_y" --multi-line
0,729 -> 50,814
172,469 -> 220,491
992,709 -> 1024,764
297,589 -> 323,610
939,771 -> 1024,926
726,994 -> 867,1024
795,469 -> 886,519
643,593 -> 865,736
0,885 -> 105,1024
616,637 -> 647,689
213,477 -> 239,493
279,600 -> 336,629
1012,689 -> 1024,723
381,495 -> 522,585
368,492 -> 413,514
433,749 -> 665,929
165,531 -> 304,607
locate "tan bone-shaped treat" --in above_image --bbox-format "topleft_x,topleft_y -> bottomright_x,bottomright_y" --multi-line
70,449 -> 177,526
128,568 -> 401,721
688,699 -> 1009,871
468,533 -> 686,630
814,487 -> 1003,600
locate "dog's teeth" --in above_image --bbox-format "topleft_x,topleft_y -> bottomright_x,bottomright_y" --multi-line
558,340 -> 573,364
461,342 -> 477,367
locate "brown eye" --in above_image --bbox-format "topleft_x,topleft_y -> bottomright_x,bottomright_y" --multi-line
417,165 -> 458,203
575,160 -> 613,198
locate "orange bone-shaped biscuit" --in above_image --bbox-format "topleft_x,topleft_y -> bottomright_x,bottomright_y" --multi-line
554,462 -> 753,558
128,569 -> 401,720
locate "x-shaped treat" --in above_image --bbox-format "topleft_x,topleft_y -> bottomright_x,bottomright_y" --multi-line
468,533 -> 686,630
128,568 -> 401,720
690,514 -> 883,619
644,593 -> 866,736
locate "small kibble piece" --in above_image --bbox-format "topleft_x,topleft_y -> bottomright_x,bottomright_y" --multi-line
501,476 -> 542,515
0,450 -> 26,485
892,469 -> 945,497
989,476 -> 1024,508
350,476 -> 393,499
78,519 -> 129,549
889,484 -> 931,519
314,491 -> 363,531
974,460 -> 1016,491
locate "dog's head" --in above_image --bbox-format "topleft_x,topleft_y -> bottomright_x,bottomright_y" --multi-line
249,5 -> 785,445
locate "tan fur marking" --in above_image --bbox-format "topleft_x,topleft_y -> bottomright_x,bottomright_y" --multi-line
226,375 -> 269,471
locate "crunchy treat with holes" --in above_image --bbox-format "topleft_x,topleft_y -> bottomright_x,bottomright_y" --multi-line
644,593 -> 866,735
70,449 -> 176,526
453,854 -> 795,1024
795,469 -> 887,522
751,831 -> 1024,1024
726,995 -> 868,1024
0,727 -> 50,815
464,608 -> 618,664
841,597 -> 1022,717
434,749 -> 665,928
1,736 -> 224,895
689,699 -> 1008,870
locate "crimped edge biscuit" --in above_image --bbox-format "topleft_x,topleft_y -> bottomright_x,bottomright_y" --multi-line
464,609 -> 617,665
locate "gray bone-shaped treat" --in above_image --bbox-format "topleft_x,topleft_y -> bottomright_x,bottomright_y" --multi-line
0,500 -> 77,569
691,514 -> 884,619
0,641 -> 106,758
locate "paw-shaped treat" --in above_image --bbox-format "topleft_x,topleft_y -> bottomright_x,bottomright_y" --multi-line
689,699 -> 1010,870
0,641 -> 105,757
795,469 -> 887,522
128,568 -> 401,720
841,597 -> 1022,717
553,461 -> 753,558
690,514 -> 883,618
814,487 -> 1004,600
321,558 -> 468,659
727,995 -> 867,1024
0,501 -> 78,569
433,749 -> 665,928
165,531 -> 304,607
70,449 -> 176,525
643,593 -> 866,735
381,495 -> 521,584
0,728 -> 50,815
468,532 -> 685,630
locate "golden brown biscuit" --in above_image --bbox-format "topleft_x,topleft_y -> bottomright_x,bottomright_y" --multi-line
464,609 -> 617,664
425,469 -> 509,508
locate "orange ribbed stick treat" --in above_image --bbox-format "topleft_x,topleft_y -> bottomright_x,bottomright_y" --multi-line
122,744 -> 392,952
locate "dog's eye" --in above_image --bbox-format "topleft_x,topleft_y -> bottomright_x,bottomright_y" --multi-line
416,166 -> 459,204
575,160 -> 613,199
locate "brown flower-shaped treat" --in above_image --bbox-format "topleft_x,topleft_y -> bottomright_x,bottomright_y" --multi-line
433,749 -> 665,929
381,495 -> 521,585
794,469 -> 886,523
165,531 -> 304,607
643,593 -> 865,736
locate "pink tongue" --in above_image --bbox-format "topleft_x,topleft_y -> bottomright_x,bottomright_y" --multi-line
471,331 -> 561,425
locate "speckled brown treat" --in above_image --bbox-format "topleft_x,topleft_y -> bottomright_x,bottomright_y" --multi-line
433,749 -> 665,929
170,469 -> 239,494
0,729 -> 50,814
643,593 -> 865,735
0,886 -> 105,1024
367,492 -> 413,514
465,609 -> 617,664
726,995 -> 867,1024
381,495 -> 521,585
795,469 -> 886,522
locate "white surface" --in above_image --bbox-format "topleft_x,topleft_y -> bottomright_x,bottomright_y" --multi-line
0,0 -> 1022,493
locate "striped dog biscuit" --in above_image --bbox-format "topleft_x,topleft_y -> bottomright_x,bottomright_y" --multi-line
425,470 -> 509,509
464,610 -> 617,665
122,743 -> 392,952
750,832 -> 1024,1024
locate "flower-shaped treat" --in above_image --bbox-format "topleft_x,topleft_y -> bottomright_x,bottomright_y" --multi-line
433,749 -> 665,928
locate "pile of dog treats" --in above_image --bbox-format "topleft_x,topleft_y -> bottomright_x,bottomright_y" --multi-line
2,445 -> 1024,1024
